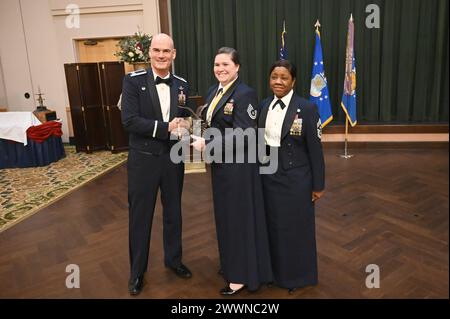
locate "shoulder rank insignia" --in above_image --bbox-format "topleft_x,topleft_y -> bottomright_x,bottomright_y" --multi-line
224,99 -> 234,115
290,114 -> 302,136
247,104 -> 257,120
173,74 -> 187,83
129,69 -> 147,77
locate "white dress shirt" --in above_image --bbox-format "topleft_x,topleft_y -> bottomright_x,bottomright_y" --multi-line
264,89 -> 294,147
154,71 -> 171,122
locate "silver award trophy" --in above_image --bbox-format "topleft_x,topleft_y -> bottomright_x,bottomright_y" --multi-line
177,87 -> 208,138
177,88 -> 208,169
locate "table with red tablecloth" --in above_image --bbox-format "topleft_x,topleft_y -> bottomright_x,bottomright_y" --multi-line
0,113 -> 65,169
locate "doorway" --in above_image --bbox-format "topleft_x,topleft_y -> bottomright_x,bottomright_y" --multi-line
75,37 -> 134,73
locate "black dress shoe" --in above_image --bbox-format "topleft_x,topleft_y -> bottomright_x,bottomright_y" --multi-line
220,284 -> 246,296
168,263 -> 192,279
288,287 -> 298,294
128,275 -> 144,296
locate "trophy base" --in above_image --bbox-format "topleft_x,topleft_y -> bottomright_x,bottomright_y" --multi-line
185,161 -> 206,174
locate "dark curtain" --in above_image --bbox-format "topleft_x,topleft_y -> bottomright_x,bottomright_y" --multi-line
172,0 -> 449,123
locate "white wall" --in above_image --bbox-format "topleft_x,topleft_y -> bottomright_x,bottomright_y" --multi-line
52,11 -> 144,65
0,0 -> 35,111
0,56 -> 7,107
49,0 -> 142,10
20,0 -> 69,137
142,0 -> 161,35
0,0 -> 161,142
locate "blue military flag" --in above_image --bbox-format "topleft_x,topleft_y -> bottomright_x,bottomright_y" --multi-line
279,21 -> 288,60
310,20 -> 333,127
341,14 -> 357,126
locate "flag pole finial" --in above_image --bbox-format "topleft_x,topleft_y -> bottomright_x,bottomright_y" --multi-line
350,13 -> 353,21
315,19 -> 321,30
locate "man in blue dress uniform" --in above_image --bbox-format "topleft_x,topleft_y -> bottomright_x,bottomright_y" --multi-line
121,33 -> 192,295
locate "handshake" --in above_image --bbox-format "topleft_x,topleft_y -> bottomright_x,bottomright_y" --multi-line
168,117 -> 205,151
168,117 -> 191,138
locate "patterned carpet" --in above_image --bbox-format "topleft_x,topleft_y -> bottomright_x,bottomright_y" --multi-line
0,145 -> 128,233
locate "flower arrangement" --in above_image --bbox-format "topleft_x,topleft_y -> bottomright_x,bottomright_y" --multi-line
115,31 -> 152,63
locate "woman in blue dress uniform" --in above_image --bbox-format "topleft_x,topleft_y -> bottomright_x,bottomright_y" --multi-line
258,60 -> 325,293
192,47 -> 272,295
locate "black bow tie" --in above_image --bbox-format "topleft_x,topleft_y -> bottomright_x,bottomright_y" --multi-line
272,99 -> 286,110
155,76 -> 172,86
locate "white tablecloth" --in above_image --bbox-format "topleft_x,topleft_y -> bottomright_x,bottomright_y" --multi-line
0,112 -> 42,145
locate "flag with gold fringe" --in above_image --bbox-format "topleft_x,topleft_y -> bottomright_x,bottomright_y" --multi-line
310,20 -> 333,127
341,14 -> 357,126
279,20 -> 288,60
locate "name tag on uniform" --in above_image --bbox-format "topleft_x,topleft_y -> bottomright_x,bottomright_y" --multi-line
290,116 -> 302,136
224,99 -> 234,115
